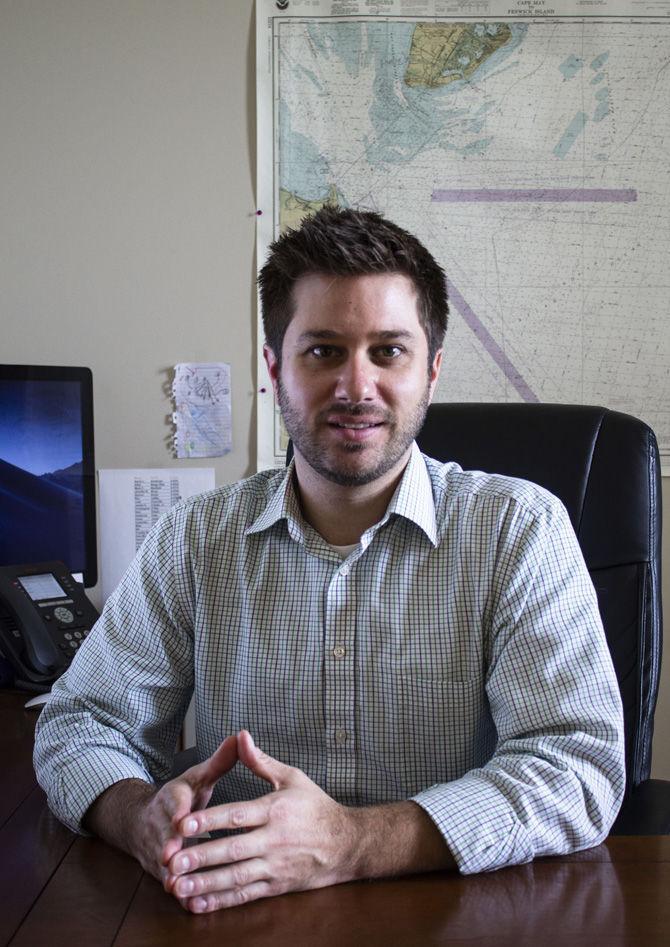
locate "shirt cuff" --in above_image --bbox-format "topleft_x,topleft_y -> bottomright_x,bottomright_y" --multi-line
47,748 -> 154,835
411,772 -> 535,874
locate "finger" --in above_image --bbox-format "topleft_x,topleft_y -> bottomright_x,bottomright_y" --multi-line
237,730 -> 293,790
162,780 -> 198,825
161,834 -> 186,865
163,735 -> 240,843
161,865 -> 194,916
177,798 -> 271,840
170,828 -> 267,876
154,783 -> 200,863
172,856 -> 267,900
154,782 -> 200,866
185,880 -> 274,914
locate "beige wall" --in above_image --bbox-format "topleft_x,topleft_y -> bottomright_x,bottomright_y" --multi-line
1,0 -> 257,489
1,1 -> 668,779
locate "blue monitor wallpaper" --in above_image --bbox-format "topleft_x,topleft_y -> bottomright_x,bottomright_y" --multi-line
0,380 -> 86,570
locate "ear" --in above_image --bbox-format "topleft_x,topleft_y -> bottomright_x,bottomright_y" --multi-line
428,349 -> 443,402
263,343 -> 281,398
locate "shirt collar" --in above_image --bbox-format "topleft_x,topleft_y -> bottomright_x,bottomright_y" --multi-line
246,462 -> 304,541
246,441 -> 437,547
378,441 -> 438,546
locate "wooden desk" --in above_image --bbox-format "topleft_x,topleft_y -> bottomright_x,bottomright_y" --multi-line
3,688 -> 669,947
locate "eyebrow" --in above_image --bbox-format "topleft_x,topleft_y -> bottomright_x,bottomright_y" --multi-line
295,329 -> 416,344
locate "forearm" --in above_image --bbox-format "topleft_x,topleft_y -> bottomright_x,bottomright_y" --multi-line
84,778 -> 157,869
346,800 -> 456,880
413,729 -> 624,876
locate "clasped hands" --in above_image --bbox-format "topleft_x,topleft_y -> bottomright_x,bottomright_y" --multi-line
140,730 -> 359,914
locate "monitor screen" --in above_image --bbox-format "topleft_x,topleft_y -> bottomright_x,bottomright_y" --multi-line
0,365 -> 97,587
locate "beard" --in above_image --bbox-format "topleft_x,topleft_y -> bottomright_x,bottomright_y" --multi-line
277,379 -> 431,487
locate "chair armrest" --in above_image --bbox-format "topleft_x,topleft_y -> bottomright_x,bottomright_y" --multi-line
610,779 -> 670,835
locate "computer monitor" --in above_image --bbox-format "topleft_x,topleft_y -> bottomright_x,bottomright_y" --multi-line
0,365 -> 97,587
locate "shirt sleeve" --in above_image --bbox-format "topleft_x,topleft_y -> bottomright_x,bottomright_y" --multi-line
411,495 -> 626,874
33,506 -> 195,834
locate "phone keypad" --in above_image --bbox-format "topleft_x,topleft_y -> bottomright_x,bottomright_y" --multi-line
46,612 -> 91,661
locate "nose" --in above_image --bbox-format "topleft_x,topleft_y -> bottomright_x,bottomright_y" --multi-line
334,352 -> 376,403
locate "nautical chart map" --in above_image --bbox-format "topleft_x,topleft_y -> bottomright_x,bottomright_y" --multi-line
256,0 -> 670,468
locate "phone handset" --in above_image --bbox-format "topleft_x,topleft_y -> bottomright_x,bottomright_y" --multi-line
1,582 -> 61,674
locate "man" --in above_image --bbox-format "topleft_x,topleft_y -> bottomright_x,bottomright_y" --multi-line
34,207 -> 625,914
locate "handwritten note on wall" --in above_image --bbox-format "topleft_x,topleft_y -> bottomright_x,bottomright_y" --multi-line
172,362 -> 232,458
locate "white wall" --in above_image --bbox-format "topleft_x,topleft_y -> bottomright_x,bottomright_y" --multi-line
1,0 -> 669,779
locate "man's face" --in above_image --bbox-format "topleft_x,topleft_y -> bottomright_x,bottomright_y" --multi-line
264,272 -> 442,488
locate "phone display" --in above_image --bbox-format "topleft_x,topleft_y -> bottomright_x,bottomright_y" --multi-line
18,573 -> 68,602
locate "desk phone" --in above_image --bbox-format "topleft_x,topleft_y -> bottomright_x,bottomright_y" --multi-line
0,561 -> 99,691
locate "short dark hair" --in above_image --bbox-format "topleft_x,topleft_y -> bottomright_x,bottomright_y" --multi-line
258,206 -> 448,366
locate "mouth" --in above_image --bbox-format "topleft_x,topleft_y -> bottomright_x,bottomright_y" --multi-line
326,416 -> 386,443
328,421 -> 384,430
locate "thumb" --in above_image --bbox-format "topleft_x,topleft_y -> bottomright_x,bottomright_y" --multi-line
237,730 -> 292,790
197,732 -> 239,786
180,733 -> 238,803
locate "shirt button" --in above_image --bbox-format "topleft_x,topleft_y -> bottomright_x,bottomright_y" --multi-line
332,645 -> 346,659
335,729 -> 348,745
339,565 -> 350,577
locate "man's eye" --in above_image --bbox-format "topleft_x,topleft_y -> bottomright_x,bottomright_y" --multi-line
309,345 -> 337,358
377,345 -> 403,359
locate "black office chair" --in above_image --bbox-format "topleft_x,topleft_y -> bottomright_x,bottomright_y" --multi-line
416,402 -> 669,834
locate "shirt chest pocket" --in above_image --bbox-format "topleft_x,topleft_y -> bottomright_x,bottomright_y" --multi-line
368,614 -> 485,685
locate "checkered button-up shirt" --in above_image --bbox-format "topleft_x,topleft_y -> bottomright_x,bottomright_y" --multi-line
34,443 -> 625,873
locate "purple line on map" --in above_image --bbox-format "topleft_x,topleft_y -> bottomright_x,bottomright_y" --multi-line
432,188 -> 637,203
448,281 -> 539,404
434,186 -> 636,399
